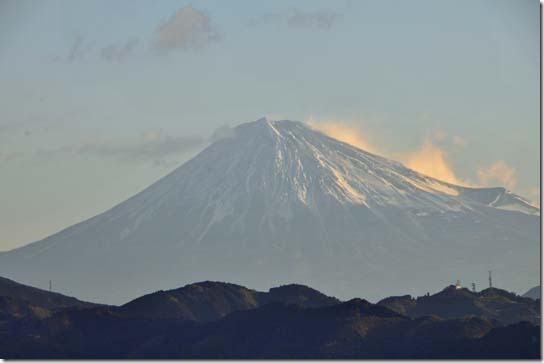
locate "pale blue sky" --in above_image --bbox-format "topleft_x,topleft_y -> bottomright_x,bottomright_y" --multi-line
0,0 -> 540,251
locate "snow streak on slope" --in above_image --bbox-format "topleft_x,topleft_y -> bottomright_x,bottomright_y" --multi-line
107,118 -> 537,234
0,118 -> 539,304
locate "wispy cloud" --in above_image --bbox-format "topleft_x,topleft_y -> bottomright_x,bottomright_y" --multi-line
67,35 -> 95,61
249,8 -> 341,30
210,125 -> 236,142
287,8 -> 340,30
100,38 -> 140,63
451,135 -> 467,148
52,130 -> 205,165
151,5 -> 221,54
307,119 -> 378,154
6,124 -> 234,167
0,110 -> 76,139
477,160 -> 518,190
306,119 -> 527,191
308,119 -> 468,185
0,151 -> 23,164
49,5 -> 221,62
400,136 -> 464,185
52,35 -> 95,62
523,186 -> 540,206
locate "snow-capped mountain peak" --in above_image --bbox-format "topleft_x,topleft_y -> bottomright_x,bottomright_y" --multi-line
0,118 -> 538,304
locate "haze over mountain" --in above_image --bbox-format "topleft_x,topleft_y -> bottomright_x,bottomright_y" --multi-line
0,118 -> 539,304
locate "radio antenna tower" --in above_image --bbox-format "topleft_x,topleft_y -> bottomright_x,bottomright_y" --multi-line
49,280 -> 52,292
471,282 -> 476,292
488,270 -> 492,288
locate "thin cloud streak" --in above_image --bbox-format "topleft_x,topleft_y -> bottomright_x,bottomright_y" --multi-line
248,8 -> 341,30
50,130 -> 205,166
51,35 -> 95,63
100,38 -> 140,63
43,125 -> 237,166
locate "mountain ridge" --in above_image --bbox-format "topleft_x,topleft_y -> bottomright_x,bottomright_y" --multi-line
378,284 -> 539,325
0,118 -> 539,304
523,285 -> 540,300
117,280 -> 339,321
0,276 -> 539,359
0,276 -> 97,310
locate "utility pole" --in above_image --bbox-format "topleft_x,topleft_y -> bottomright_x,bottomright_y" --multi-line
488,270 -> 492,288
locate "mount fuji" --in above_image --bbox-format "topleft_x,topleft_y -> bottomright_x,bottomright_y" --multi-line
0,118 -> 539,304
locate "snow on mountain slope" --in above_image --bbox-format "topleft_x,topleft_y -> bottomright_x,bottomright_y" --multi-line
458,187 -> 539,215
0,118 -> 539,304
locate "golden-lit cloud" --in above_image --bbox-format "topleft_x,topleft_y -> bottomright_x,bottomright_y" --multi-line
308,119 -> 463,185
477,160 -> 518,190
306,118 -> 524,192
307,119 -> 379,154
399,137 -> 462,185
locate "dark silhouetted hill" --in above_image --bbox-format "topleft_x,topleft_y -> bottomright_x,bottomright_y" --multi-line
378,285 -> 539,325
118,281 -> 339,321
263,283 -> 340,307
0,295 -> 51,322
0,276 -> 96,310
0,277 -> 539,359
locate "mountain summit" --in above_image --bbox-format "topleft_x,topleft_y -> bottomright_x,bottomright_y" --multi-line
0,118 -> 539,304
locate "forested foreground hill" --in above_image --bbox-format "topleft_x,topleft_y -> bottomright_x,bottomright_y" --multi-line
0,278 -> 539,359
